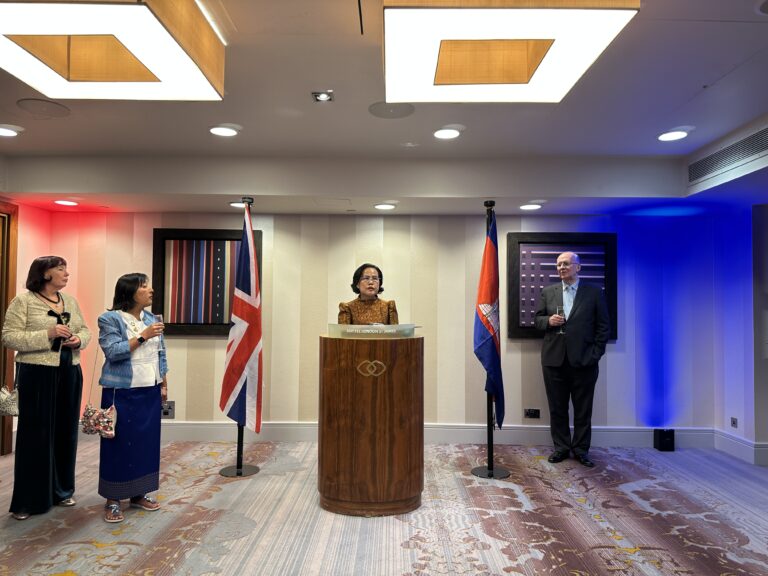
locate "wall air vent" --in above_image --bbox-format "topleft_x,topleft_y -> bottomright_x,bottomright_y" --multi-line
688,126 -> 768,183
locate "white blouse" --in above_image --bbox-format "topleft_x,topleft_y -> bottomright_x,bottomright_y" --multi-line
119,310 -> 162,388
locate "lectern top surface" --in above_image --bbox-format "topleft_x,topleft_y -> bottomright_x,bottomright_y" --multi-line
327,323 -> 416,338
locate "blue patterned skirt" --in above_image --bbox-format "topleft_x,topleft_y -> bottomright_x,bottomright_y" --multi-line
98,385 -> 161,500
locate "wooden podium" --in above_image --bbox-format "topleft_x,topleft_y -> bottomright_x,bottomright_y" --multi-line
318,330 -> 423,516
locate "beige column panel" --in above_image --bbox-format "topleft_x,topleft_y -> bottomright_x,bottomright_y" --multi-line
66,211 -> 107,407
463,217 -> 487,425
410,217 -> 438,423
436,217 -> 468,424
185,338 -> 218,420
270,216 -> 302,421
253,214 -> 274,424
209,336 -> 231,422
383,217 -> 412,323
16,206 -> 52,295
753,206 -> 768,443
496,215 -> 526,427
134,213 -> 162,278
327,217 -> 357,321
354,217 -> 384,265
606,244 -> 636,426
103,213 -> 135,300
298,216 -> 329,422
165,339 -> 188,420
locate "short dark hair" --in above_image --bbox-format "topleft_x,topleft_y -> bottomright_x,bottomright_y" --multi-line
351,263 -> 384,295
109,273 -> 149,311
25,256 -> 67,292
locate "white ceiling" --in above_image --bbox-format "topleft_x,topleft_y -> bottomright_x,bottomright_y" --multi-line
1,0 -> 767,214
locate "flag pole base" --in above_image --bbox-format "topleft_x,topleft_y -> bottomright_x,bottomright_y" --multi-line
471,465 -> 510,479
219,464 -> 260,478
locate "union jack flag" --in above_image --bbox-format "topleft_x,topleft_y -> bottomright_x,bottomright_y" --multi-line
473,210 -> 504,428
219,205 -> 263,432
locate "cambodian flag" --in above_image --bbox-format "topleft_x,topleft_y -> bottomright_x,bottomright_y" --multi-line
473,210 -> 504,428
219,205 -> 263,432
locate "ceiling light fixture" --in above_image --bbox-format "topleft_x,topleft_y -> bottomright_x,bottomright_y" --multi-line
520,203 -> 542,211
54,200 -> 78,206
434,123 -> 465,140
383,0 -> 639,103
210,123 -> 242,137
229,201 -> 246,208
434,128 -> 460,140
0,1 -> 225,100
657,126 -> 694,142
375,203 -> 397,211
0,124 -> 24,137
312,90 -> 334,102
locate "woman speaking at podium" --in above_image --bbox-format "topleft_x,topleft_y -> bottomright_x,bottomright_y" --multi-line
338,263 -> 398,325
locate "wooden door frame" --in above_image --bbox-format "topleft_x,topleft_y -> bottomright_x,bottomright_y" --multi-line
1,200 -> 18,455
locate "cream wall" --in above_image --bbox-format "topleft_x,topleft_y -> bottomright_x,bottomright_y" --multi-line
12,208 -> 751,436
6,206 -> 765,454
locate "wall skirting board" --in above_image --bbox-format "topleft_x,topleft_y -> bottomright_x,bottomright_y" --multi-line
108,421 -> 768,467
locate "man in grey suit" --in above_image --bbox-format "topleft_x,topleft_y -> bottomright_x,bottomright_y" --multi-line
534,252 -> 610,467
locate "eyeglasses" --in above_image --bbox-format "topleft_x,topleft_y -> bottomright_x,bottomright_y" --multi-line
360,276 -> 380,283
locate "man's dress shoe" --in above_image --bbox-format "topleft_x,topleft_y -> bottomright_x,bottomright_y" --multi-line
575,454 -> 595,468
547,450 -> 569,463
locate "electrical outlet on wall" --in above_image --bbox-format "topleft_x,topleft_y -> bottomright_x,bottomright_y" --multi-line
524,408 -> 540,419
161,400 -> 176,419
730,417 -> 738,428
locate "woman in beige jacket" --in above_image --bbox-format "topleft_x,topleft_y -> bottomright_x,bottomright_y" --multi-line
1,256 -> 90,520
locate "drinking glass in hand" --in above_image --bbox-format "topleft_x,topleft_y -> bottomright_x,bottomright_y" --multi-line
556,306 -> 566,335
155,314 -> 165,349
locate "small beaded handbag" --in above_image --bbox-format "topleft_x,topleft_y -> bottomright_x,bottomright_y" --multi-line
80,349 -> 117,438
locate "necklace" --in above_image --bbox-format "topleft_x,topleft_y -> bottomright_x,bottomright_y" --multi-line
122,311 -> 142,332
38,291 -> 61,304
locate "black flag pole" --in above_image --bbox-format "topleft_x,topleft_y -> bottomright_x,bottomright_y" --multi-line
220,196 -> 261,478
220,424 -> 260,477
471,200 -> 510,480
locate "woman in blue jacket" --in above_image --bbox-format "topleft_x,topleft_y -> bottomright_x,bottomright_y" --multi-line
97,273 -> 168,523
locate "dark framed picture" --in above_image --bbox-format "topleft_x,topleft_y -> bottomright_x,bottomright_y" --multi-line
152,228 -> 263,336
507,232 -> 617,339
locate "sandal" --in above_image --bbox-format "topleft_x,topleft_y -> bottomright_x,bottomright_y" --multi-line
130,495 -> 160,511
104,502 -> 124,523
12,512 -> 30,521
57,497 -> 77,507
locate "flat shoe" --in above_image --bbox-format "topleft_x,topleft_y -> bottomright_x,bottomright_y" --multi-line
57,497 -> 76,507
12,512 -> 30,521
130,496 -> 160,511
104,503 -> 124,523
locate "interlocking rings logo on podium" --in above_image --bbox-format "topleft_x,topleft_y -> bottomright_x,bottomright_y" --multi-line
357,360 -> 387,377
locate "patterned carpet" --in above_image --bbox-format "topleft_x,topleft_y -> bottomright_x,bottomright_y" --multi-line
1,440 -> 767,575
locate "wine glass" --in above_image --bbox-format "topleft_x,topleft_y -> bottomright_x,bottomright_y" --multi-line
556,306 -> 566,334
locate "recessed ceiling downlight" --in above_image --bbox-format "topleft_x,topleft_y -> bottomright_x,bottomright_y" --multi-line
520,204 -> 542,211
0,124 -> 24,137
434,128 -> 460,140
658,126 -> 694,142
210,123 -> 242,137
375,203 -> 396,211
54,200 -> 78,206
434,123 -> 465,140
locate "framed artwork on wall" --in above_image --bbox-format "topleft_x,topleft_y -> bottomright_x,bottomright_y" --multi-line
152,228 -> 263,336
507,232 -> 618,340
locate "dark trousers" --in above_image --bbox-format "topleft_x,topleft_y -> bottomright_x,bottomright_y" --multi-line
10,350 -> 83,515
543,356 -> 598,456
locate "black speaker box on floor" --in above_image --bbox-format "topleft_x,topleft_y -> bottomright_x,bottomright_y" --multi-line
653,428 -> 675,451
